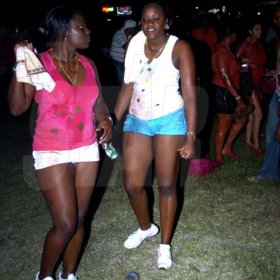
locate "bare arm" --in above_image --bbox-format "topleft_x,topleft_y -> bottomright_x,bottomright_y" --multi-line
216,49 -> 245,111
88,57 -> 112,142
113,82 -> 133,121
8,75 -> 35,116
216,51 -> 240,98
8,43 -> 36,116
174,40 -> 197,158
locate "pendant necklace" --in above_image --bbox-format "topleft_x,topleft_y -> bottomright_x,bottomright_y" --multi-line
145,34 -> 169,64
52,51 -> 79,85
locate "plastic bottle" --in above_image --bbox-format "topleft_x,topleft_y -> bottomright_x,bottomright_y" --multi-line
101,142 -> 118,160
97,129 -> 118,160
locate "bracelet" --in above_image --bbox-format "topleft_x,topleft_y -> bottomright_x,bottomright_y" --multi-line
235,95 -> 241,101
13,60 -> 26,72
186,131 -> 196,140
103,114 -> 114,126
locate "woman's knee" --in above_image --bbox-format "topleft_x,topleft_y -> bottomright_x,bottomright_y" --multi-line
158,184 -> 175,196
77,208 -> 89,226
55,217 -> 77,238
125,184 -> 144,197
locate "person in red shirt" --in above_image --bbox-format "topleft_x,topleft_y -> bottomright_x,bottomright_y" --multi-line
211,22 -> 248,162
237,19 -> 266,156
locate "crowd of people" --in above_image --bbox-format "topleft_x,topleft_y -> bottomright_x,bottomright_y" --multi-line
187,8 -> 279,178
3,0 -> 280,279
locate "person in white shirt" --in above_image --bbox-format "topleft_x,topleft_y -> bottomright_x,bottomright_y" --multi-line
113,1 -> 196,270
110,19 -> 137,85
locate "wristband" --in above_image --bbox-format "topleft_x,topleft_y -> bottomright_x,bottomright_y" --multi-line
187,131 -> 196,140
103,114 -> 114,126
235,95 -> 241,101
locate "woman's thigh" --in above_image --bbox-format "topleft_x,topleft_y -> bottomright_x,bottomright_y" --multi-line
123,132 -> 153,187
36,162 -> 98,222
74,161 -> 99,214
36,163 -> 78,224
249,89 -> 262,110
153,135 -> 185,186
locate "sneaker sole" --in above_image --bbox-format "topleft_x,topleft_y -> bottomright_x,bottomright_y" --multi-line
157,261 -> 172,270
157,263 -> 173,270
158,265 -> 172,270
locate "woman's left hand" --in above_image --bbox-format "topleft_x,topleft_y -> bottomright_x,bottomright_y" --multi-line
96,116 -> 113,143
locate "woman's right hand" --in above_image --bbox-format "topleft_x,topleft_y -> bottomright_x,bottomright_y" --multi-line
14,40 -> 34,54
235,99 -> 246,112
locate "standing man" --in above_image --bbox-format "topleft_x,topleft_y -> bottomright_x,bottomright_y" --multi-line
110,19 -> 137,85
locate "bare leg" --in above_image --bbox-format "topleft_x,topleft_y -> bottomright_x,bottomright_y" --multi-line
245,113 -> 254,147
153,135 -> 184,244
251,90 -> 263,153
223,116 -> 248,160
61,162 -> 98,276
214,113 -> 231,161
36,162 -> 98,279
123,132 -> 153,230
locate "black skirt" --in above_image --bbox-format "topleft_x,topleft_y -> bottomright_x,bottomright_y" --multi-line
212,84 -> 237,114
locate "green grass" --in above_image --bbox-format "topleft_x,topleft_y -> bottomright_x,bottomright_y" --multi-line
0,114 -> 279,280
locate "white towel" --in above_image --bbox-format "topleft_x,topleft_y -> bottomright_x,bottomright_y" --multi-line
15,47 -> 55,92
124,30 -> 146,84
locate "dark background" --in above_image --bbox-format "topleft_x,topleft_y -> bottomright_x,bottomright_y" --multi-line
1,0 -> 265,25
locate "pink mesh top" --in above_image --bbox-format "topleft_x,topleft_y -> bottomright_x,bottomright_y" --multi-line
33,51 -> 99,151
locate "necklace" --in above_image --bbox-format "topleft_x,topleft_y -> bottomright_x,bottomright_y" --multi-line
52,51 -> 79,85
145,34 -> 169,63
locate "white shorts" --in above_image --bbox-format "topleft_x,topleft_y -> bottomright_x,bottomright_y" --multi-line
33,142 -> 100,170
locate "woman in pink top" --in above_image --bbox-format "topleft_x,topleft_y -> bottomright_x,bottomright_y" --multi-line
237,19 -> 267,156
8,6 -> 113,280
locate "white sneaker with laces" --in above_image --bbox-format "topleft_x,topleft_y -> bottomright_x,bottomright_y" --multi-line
124,223 -> 159,249
35,272 -> 54,280
157,244 -> 173,270
58,272 -> 78,280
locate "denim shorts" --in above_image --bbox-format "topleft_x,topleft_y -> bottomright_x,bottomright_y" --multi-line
33,142 -> 100,170
123,107 -> 187,136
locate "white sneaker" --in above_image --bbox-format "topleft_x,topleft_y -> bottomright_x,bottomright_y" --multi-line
58,272 -> 78,280
124,223 -> 159,249
35,272 -> 54,280
157,244 -> 173,270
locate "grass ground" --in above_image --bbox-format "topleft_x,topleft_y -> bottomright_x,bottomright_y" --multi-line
0,110 -> 279,280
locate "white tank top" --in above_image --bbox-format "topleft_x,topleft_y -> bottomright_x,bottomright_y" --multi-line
125,32 -> 183,120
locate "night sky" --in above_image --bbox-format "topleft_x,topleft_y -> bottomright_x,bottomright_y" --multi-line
2,0 -> 261,24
